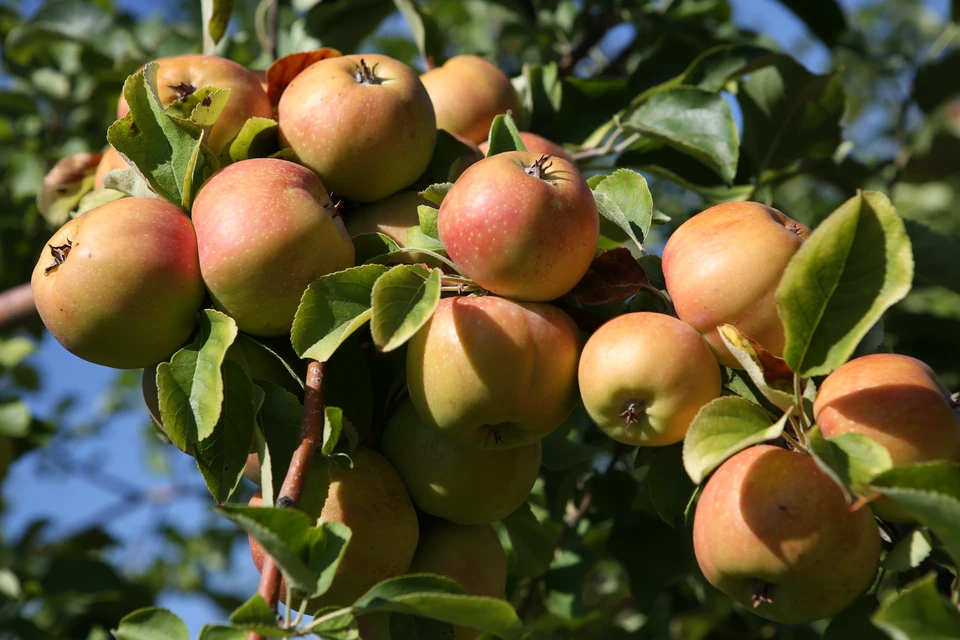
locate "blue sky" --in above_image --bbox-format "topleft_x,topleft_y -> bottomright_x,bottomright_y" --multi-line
2,0 -> 952,637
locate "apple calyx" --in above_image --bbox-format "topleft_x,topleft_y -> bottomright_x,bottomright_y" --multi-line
618,401 -> 643,427
484,423 -> 506,446
751,580 -> 773,608
324,195 -> 344,220
524,154 -> 554,180
43,239 -> 73,276
354,59 -> 383,86
169,82 -> 198,101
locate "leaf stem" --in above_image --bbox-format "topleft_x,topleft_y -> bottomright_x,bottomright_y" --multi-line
793,373 -> 810,441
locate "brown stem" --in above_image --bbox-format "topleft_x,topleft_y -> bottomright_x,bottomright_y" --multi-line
267,0 -> 280,62
248,360 -> 326,640
0,283 -> 37,330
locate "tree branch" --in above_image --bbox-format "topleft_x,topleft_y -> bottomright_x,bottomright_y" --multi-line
267,0 -> 280,62
0,283 -> 36,330
249,360 -> 326,640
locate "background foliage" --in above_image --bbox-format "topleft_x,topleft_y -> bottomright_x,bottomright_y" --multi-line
2,0 -> 960,638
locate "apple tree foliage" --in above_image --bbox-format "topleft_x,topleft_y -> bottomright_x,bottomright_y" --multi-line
2,0 -> 960,638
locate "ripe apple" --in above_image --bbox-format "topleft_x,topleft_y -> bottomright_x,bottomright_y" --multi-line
420,55 -> 523,144
578,312 -> 721,446
479,131 -> 575,164
249,447 -> 419,609
93,146 -> 128,189
379,399 -> 541,524
662,201 -> 809,368
406,295 -> 581,449
408,519 -> 508,640
277,54 -> 436,203
191,158 -> 354,336
117,54 -> 272,154
693,445 -> 880,623
31,197 -> 205,369
438,151 -> 599,302
344,191 -> 431,245
814,353 -> 960,520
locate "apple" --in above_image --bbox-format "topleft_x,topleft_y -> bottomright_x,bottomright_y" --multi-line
379,399 -> 541,524
344,191 -> 431,246
662,201 -> 810,368
578,312 -> 721,446
117,54 -> 273,154
249,447 -> 419,609
408,519 -> 508,640
31,197 -> 205,369
93,146 -> 128,189
406,295 -> 581,449
479,131 -> 575,164
278,54 -> 436,203
191,158 -> 354,337
438,151 -> 599,302
420,55 -> 523,143
814,353 -> 960,520
693,445 -> 880,623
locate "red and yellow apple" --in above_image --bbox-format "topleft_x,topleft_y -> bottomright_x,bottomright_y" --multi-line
438,151 -> 598,302
278,54 -> 436,202
379,399 -> 541,524
421,55 -> 523,144
192,158 -> 354,336
578,312 -> 721,446
693,445 -> 881,623
31,197 -> 205,369
662,201 -> 809,368
406,295 -> 581,449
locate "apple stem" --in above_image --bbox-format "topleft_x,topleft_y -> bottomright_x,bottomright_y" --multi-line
355,59 -> 382,85
524,154 -> 554,180
751,580 -> 773,608
248,359 -> 326,640
618,402 -> 641,427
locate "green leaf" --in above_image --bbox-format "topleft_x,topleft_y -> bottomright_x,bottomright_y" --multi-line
304,0 -> 395,55
193,359 -> 256,504
417,205 -> 440,240
217,504 -> 352,596
300,607 -> 358,637
682,44 -> 787,92
501,502 -> 556,578
229,594 -> 298,637
648,443 -> 696,527
777,191 -> 914,377
156,310 -> 239,449
404,226 -> 446,252
806,426 -> 893,502
349,575 -> 524,640
351,232 -> 401,264
870,462 -> 960,568
254,380 -> 303,506
198,625 -> 246,640
883,529 -> 933,573
872,573 -> 960,640
485,112 -> 527,156
370,265 -> 441,352
392,0 -> 444,66
76,187 -> 127,215
0,400 -> 30,438
592,169 -> 653,241
0,337 -> 35,369
221,117 -> 279,164
164,87 -> 230,127
202,0 -> 234,44
291,265 -> 389,362
322,406 -> 350,455
682,397 -> 789,484
716,324 -> 795,411
592,190 -> 643,252
824,597 -> 887,640
106,64 -> 215,210
102,167 -> 159,200
623,87 -> 739,184
113,607 -> 188,640
419,182 -> 452,206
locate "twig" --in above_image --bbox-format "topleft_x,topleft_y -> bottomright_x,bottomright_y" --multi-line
249,360 -> 326,640
571,130 -> 640,163
267,0 -> 280,62
0,283 -> 36,329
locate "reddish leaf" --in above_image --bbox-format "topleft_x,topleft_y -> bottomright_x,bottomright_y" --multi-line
266,48 -> 342,106
570,247 -> 649,305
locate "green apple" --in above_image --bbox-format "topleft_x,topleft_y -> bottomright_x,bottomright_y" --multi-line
380,399 -> 541,524
31,197 -> 205,369
406,295 -> 581,449
693,445 -> 881,623
578,312 -> 721,446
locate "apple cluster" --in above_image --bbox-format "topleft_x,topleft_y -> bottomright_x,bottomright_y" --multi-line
26,46 -> 960,632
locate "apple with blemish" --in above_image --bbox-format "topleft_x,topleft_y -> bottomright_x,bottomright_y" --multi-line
117,54 -> 272,154
380,399 -> 541,524
479,131 -> 575,164
438,151 -> 598,302
278,54 -> 436,202
578,312 -> 721,446
662,201 -> 809,368
421,55 -> 523,143
31,197 -> 205,369
693,445 -> 881,623
406,295 -> 581,449
191,158 -> 354,337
